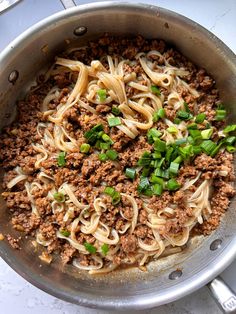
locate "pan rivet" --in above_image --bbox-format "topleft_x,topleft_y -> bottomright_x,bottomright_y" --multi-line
73,26 -> 87,36
169,269 -> 182,280
210,239 -> 222,251
8,70 -> 19,84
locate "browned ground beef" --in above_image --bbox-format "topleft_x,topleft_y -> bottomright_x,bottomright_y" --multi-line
0,34 -> 235,270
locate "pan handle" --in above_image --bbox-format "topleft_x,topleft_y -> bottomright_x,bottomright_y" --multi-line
60,0 -> 76,9
207,276 -> 236,313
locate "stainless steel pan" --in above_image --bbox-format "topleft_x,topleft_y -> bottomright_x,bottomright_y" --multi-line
0,2 -> 236,312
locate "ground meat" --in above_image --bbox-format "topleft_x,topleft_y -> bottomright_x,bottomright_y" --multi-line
120,235 -> 137,253
61,243 -> 77,265
6,235 -> 21,249
134,225 -> 149,239
148,192 -> 173,213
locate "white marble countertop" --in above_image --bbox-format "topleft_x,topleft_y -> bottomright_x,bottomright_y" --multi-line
0,0 -> 236,313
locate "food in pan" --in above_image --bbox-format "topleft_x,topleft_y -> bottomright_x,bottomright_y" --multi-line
0,35 -> 235,274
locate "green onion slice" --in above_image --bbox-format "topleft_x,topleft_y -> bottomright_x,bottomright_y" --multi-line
106,149 -> 118,160
101,243 -> 109,256
99,153 -> 108,161
84,124 -> 104,144
167,126 -> 178,134
195,113 -> 206,123
104,186 -> 121,205
125,168 -> 136,180
84,242 -> 97,254
97,89 -> 107,102
169,162 -> 179,175
215,109 -> 226,121
108,117 -> 121,127
80,143 -> 90,153
152,183 -> 163,196
57,151 -> 66,167
53,192 -> 65,203
166,178 -> 180,191
201,129 -> 213,140
177,110 -> 192,120
223,124 -> 236,134
111,106 -> 120,116
201,140 -> 217,155
60,229 -> 70,237
151,85 -> 161,95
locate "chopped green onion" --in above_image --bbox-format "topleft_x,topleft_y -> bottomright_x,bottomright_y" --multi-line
223,124 -> 236,134
53,192 -> 65,203
165,147 -> 174,163
154,138 -> 166,152
175,138 -> 188,145
57,151 -> 66,167
108,117 -> 121,127
177,110 -> 192,120
60,229 -> 70,237
154,168 -> 169,179
138,151 -> 152,166
187,136 -> 194,145
106,149 -> 118,160
201,129 -> 213,139
210,142 -> 223,157
95,140 -> 101,149
215,109 -> 226,121
173,156 -> 183,163
157,108 -> 165,119
174,118 -> 181,124
166,178 -> 180,191
151,85 -> 161,95
192,146 -> 202,155
167,126 -> 178,134
80,143 -> 90,153
224,136 -> 236,145
201,140 -> 217,155
104,186 -> 121,205
100,142 -> 110,150
187,123 -> 198,130
102,133 -> 113,144
84,124 -> 104,144
125,168 -> 136,180
97,89 -> 106,102
101,243 -> 109,256
195,113 -> 206,123
99,153 -> 108,161
153,108 -> 165,122
112,191 -> 121,205
178,145 -> 193,160
141,167 -> 151,177
150,174 -> 164,185
169,162 -> 179,175
137,177 -> 150,193
152,183 -> 163,196
147,128 -> 162,143
111,106 -> 120,116
84,242 -> 97,254
152,152 -> 162,159
104,186 -> 115,196
142,187 -> 153,196
184,102 -> 190,112
189,129 -> 202,142
226,145 -> 236,153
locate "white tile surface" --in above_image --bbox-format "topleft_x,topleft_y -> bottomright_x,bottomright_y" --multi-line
0,0 -> 236,313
